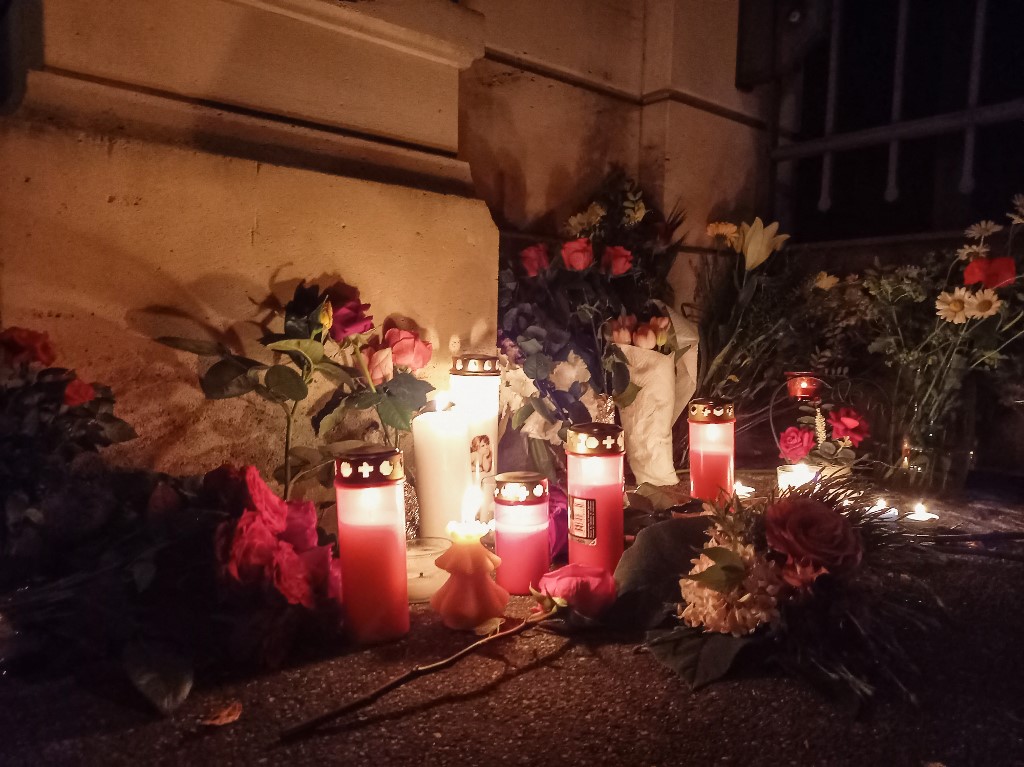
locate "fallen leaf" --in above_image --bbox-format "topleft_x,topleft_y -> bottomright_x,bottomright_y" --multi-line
200,700 -> 243,727
473,617 -> 504,636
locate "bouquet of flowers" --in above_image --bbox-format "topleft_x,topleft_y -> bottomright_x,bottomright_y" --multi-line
777,401 -> 871,472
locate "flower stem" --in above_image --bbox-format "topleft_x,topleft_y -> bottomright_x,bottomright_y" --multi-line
279,606 -> 559,742
282,401 -> 298,500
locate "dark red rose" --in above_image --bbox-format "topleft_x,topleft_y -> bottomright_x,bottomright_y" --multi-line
765,498 -> 862,588
778,426 -> 815,462
561,238 -> 594,271
0,327 -> 56,366
538,563 -> 616,619
201,464 -> 251,517
271,542 -> 315,608
225,511 -> 279,583
280,498 -> 319,553
329,299 -> 374,343
827,407 -> 870,447
62,378 -> 96,407
520,244 -> 551,277
601,245 -> 633,276
963,256 -> 1016,289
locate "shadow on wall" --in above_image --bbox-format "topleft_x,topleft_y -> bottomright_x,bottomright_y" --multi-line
459,58 -> 642,234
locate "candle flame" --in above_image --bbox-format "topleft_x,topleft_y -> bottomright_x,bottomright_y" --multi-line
906,502 -> 938,522
461,483 -> 483,524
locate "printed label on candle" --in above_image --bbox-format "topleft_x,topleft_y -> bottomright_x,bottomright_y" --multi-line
469,434 -> 494,474
569,496 -> 597,545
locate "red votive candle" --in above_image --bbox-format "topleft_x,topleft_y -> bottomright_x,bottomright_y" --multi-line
566,423 -> 625,573
688,399 -> 736,503
335,446 -> 409,645
785,371 -> 822,401
493,472 -> 550,595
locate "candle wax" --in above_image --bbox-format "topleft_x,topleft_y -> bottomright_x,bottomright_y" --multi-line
567,481 -> 624,573
338,522 -> 409,644
430,523 -> 509,630
495,524 -> 549,595
690,449 -> 734,502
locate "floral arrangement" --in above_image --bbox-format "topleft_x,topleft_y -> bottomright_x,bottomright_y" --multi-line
498,173 -> 684,476
160,281 -> 433,498
777,403 -> 870,468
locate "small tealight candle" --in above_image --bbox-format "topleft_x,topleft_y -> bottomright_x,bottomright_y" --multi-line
905,502 -> 938,522
734,481 -> 756,499
449,354 -> 501,522
493,472 -> 550,595
688,399 -> 736,503
412,394 -> 472,538
777,463 -> 818,492
566,423 -> 626,573
335,446 -> 409,644
406,537 -> 452,603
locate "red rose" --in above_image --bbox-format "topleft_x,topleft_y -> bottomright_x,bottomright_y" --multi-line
202,464 -> 251,517
764,498 -> 862,588
538,563 -> 617,619
271,542 -> 315,608
778,426 -> 815,462
963,257 -> 1016,289
385,327 -> 432,371
561,238 -> 594,271
330,299 -> 374,343
280,498 -> 319,553
225,511 -> 279,583
0,327 -> 56,367
62,378 -> 96,407
520,244 -> 551,277
601,245 -> 633,276
827,407 -> 869,447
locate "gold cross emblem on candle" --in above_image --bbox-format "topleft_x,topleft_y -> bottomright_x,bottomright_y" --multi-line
357,462 -> 374,479
602,436 -> 616,449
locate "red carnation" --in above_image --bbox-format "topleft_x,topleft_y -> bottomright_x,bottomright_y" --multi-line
963,256 -> 1016,289
0,327 -> 56,367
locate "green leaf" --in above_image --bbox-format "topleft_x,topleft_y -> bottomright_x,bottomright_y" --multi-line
523,353 -> 554,380
613,381 -> 641,409
383,371 -> 434,410
701,546 -> 745,572
611,360 -> 630,396
265,365 -> 308,401
97,414 -> 138,443
646,626 -> 752,689
266,338 -> 325,365
376,393 -> 414,432
123,641 -> 194,715
200,358 -> 257,399
315,359 -> 357,388
348,388 -> 383,410
528,437 -> 557,481
511,400 -> 535,430
156,336 -> 230,356
681,563 -> 745,593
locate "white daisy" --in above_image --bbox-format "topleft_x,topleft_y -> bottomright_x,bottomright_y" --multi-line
956,243 -> 990,261
965,220 -> 1004,240
935,287 -> 971,324
965,289 -> 1003,319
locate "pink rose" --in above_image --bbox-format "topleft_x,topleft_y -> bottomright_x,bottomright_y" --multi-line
827,407 -> 869,447
520,244 -> 551,277
631,323 -> 657,350
0,327 -> 56,367
385,327 -> 432,371
225,511 -> 279,583
271,542 -> 315,608
778,426 -> 815,462
765,498 -> 862,588
361,339 -> 394,385
601,245 -> 633,276
538,563 -> 617,619
63,378 -> 96,407
330,299 -> 373,343
561,238 -> 594,271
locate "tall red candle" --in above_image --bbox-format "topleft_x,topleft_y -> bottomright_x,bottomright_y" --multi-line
566,423 -> 625,573
687,399 -> 735,503
493,472 -> 550,595
335,446 -> 409,645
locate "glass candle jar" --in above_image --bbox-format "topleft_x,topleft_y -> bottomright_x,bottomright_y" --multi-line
784,371 -> 822,401
449,354 -> 501,521
493,472 -> 550,595
688,399 -> 736,503
335,446 -> 409,644
406,537 -> 452,604
566,423 -> 625,573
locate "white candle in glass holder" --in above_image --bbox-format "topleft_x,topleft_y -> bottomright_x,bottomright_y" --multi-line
412,394 -> 471,538
776,463 -> 818,492
449,354 -> 500,522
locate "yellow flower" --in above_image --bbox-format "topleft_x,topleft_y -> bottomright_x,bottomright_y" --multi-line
813,272 -> 839,290
706,221 -> 738,240
623,200 -> 647,227
965,220 -> 1004,240
956,243 -> 989,261
733,217 -> 789,271
318,299 -> 333,334
965,288 -> 1002,319
935,287 -> 971,324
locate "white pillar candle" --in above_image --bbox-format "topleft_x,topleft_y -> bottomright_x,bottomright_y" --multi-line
412,397 -> 472,538
449,354 -> 501,521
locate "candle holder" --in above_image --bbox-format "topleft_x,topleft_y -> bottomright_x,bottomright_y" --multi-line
335,446 -> 410,644
687,399 -> 735,503
450,354 -> 501,522
493,472 -> 551,595
566,423 -> 625,573
784,371 -> 824,401
406,537 -> 452,604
